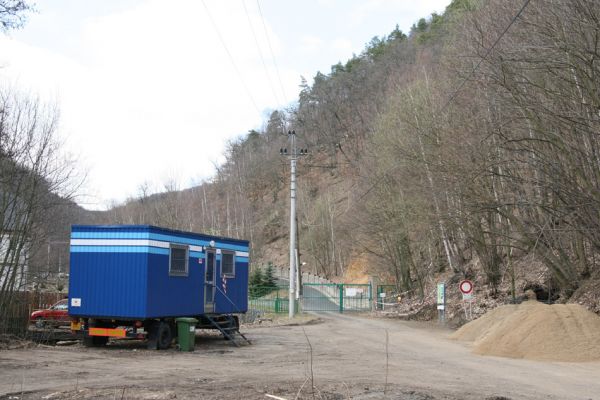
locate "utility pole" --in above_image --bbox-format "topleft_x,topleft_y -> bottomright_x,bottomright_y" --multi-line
280,130 -> 308,318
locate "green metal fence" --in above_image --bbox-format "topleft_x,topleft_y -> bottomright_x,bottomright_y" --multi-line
301,283 -> 372,312
248,286 -> 295,314
376,284 -> 397,310
248,283 -> 373,313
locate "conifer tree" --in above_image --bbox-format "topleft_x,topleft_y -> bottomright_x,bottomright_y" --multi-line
249,266 -> 265,298
264,262 -> 278,290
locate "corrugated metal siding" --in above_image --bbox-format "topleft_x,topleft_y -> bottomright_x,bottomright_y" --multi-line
146,253 -> 204,317
214,258 -> 249,313
69,225 -> 249,319
71,225 -> 249,252
69,252 -> 148,318
72,225 -> 149,239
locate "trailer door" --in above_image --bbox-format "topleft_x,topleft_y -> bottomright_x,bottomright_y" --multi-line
204,250 -> 216,312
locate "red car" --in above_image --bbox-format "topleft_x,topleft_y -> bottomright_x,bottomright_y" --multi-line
30,299 -> 70,328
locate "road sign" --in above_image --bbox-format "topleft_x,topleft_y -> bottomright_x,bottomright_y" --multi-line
437,283 -> 445,310
460,280 -> 474,301
459,280 -> 473,295
459,280 -> 474,320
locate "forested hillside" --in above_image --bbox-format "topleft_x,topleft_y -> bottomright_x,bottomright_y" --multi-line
105,0 -> 600,310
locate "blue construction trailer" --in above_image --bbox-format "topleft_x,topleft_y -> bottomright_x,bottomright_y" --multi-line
68,225 -> 250,349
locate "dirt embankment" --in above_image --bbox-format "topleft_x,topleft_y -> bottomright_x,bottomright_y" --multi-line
451,301 -> 600,362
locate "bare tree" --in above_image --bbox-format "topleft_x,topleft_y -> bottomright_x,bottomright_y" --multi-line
0,0 -> 32,31
0,87 -> 77,334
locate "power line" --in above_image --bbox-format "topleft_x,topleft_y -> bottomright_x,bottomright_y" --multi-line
256,0 -> 288,103
242,0 -> 281,105
201,0 -> 261,114
440,0 -> 532,113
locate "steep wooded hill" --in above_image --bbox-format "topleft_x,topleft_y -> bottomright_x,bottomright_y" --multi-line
102,0 -> 600,313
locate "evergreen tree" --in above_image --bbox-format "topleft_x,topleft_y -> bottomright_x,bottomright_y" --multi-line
264,262 -> 278,290
249,266 -> 265,298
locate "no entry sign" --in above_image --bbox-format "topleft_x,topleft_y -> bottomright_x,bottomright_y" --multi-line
459,280 -> 473,298
459,280 -> 473,294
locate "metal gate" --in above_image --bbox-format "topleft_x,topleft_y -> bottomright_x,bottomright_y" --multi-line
301,283 -> 372,312
376,284 -> 397,310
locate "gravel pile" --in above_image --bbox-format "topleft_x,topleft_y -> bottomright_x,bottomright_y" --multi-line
451,301 -> 600,362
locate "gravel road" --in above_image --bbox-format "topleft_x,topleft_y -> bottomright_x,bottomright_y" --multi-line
0,313 -> 598,399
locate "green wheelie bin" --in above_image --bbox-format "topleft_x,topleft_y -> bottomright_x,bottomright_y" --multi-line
175,317 -> 198,351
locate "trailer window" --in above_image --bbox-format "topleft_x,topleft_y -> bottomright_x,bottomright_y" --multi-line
169,245 -> 188,276
221,251 -> 235,277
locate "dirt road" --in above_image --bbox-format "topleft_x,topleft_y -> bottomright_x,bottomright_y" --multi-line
1,313 -> 599,399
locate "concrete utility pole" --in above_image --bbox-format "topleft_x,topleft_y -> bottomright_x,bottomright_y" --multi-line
280,130 -> 308,318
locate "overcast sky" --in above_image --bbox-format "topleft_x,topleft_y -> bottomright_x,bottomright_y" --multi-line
0,0 -> 451,210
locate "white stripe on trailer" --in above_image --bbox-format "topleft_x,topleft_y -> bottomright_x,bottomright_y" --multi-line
70,239 -> 199,250
235,251 -> 249,257
71,239 -> 228,254
71,239 -> 169,248
149,240 -> 170,248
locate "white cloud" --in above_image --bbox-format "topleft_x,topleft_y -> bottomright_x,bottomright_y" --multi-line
349,0 -> 450,30
299,35 -> 325,54
331,38 -> 354,54
317,0 -> 337,7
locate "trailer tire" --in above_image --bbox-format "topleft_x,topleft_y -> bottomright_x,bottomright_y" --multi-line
157,321 -> 172,350
83,335 -> 108,347
96,336 -> 109,346
146,321 -> 158,350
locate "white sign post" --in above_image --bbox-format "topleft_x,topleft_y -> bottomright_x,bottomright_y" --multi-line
459,280 -> 474,320
437,283 -> 445,323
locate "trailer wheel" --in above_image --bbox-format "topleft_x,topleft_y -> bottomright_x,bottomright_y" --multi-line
146,323 -> 158,350
157,321 -> 172,350
95,336 -> 109,346
83,335 -> 108,347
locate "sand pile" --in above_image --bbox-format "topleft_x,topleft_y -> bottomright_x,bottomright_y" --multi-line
451,301 -> 600,362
